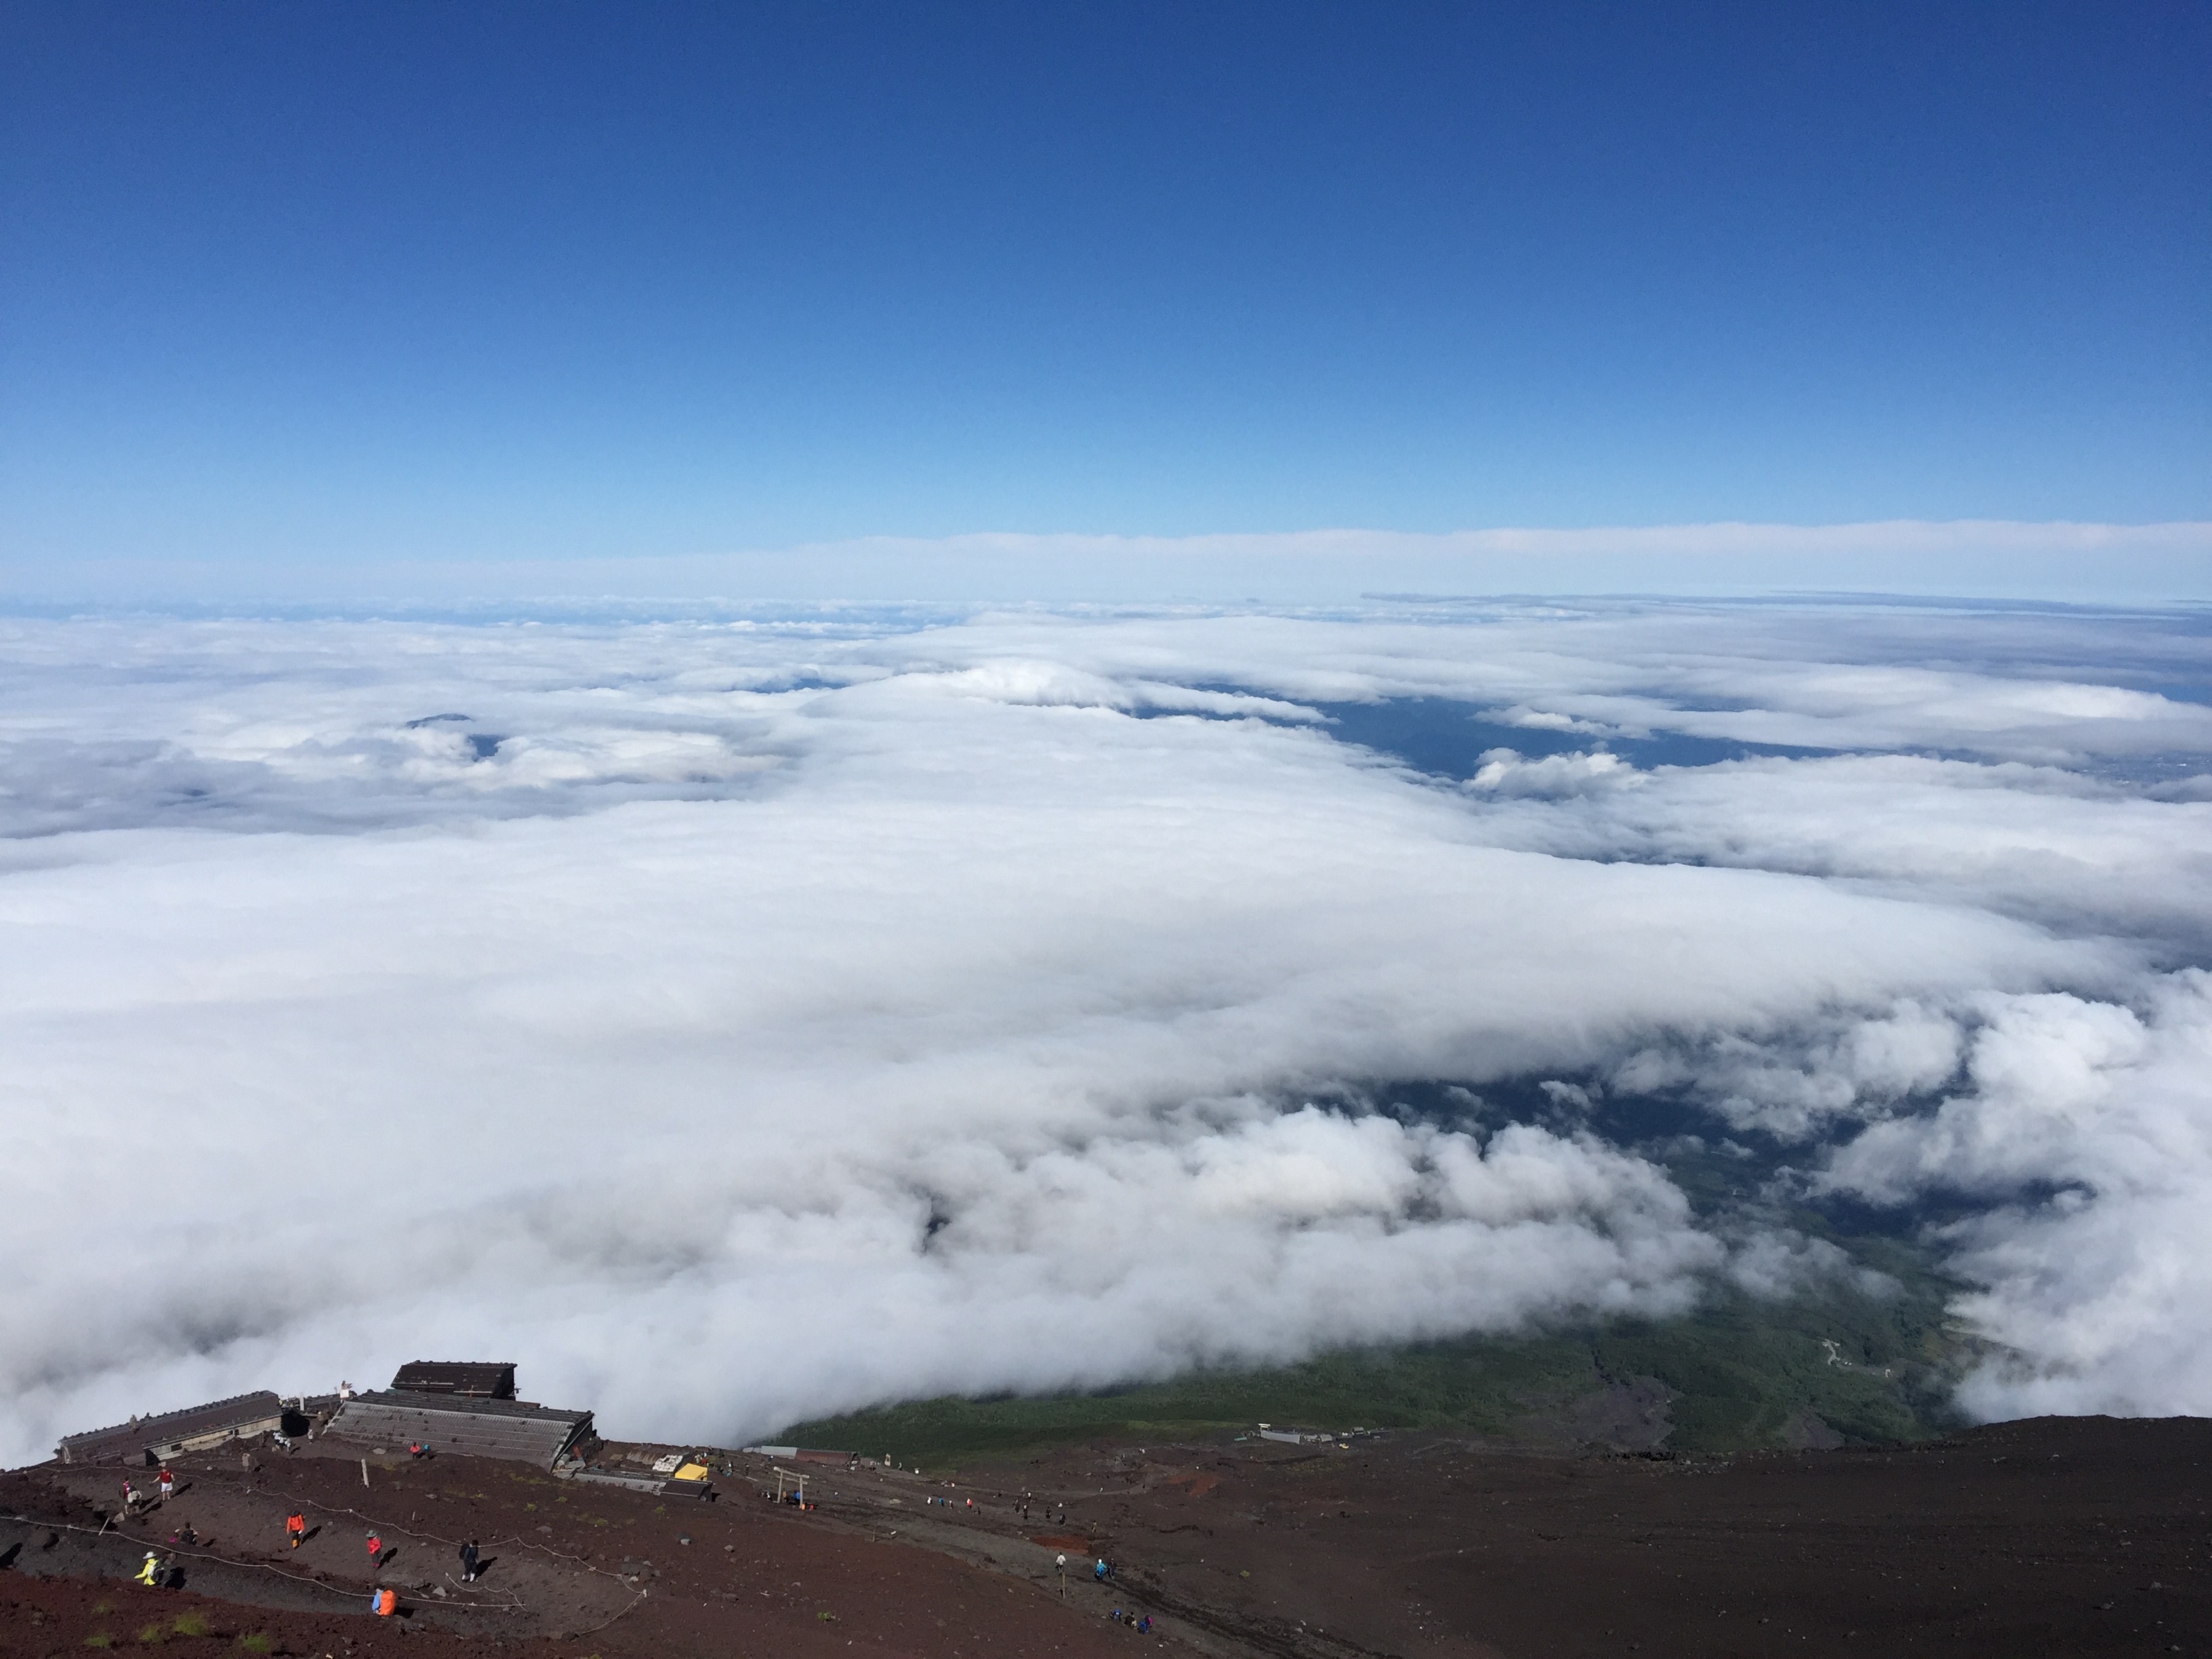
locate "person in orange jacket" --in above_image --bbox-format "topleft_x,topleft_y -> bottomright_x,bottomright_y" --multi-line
286,1512 -> 306,1549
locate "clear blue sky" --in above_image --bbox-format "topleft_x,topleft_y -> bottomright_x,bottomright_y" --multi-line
2,1 -> 2206,579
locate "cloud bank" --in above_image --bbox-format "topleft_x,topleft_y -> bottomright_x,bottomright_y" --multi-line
0,596 -> 2207,1461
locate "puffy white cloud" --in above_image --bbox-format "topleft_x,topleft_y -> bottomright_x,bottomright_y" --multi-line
0,598 -> 2205,1460
1470,747 -> 1645,797
1607,1001 -> 1971,1142
1720,1229 -> 1894,1303
874,605 -> 2212,763
1822,974 -> 2212,1417
1465,754 -> 2212,950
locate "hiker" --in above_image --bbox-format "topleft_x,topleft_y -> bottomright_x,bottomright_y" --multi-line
1095,1559 -> 1107,1582
338,1380 -> 353,1401
372,1586 -> 397,1616
119,1479 -> 138,1515
459,1539 -> 480,1583
409,1441 -> 427,1460
1139,1615 -> 1153,1635
367,1530 -> 382,1569
286,1512 -> 306,1549
169,1522 -> 197,1547
134,1551 -> 162,1587
157,1467 -> 174,1502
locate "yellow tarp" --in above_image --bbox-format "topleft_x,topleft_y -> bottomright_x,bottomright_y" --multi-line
674,1462 -> 710,1481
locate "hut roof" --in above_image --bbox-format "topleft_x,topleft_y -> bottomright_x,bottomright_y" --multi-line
327,1390 -> 592,1467
58,1392 -> 287,1465
388,1361 -> 517,1399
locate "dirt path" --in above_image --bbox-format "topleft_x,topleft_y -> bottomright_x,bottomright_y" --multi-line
7,1441 -> 1181,1659
45,1443 -> 638,1638
0,1514 -> 391,1616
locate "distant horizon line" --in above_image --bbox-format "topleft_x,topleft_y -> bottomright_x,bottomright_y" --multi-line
5,519 -> 2208,611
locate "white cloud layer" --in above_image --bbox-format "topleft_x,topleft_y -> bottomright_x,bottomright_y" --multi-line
0,597 -> 2207,1461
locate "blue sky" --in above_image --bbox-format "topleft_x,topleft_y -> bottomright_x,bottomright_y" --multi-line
1,1 -> 2205,593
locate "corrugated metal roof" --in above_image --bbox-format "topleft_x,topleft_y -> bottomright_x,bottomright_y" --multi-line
388,1361 -> 516,1399
325,1390 -> 593,1468
57,1392 -> 287,1465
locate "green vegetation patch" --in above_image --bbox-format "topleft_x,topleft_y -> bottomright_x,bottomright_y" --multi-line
785,1336 -> 1596,1467
789,1087 -> 1987,1468
786,1206 -> 1975,1464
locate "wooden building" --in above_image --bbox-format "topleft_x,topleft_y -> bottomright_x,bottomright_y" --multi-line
387,1361 -> 517,1399
325,1389 -> 596,1467
57,1392 -> 289,1467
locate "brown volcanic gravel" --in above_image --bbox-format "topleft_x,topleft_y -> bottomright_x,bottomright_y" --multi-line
981,1414 -> 2212,1659
5,1414 -> 2209,1658
1,1443 -> 1151,1659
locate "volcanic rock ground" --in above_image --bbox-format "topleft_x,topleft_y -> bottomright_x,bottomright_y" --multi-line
3,1415 -> 2207,1656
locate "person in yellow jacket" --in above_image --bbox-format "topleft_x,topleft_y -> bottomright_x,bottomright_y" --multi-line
134,1551 -> 162,1587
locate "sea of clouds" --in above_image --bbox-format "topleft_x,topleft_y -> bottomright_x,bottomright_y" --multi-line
1,597 -> 2208,1463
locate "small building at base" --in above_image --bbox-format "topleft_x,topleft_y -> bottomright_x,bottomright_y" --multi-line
57,1392 -> 291,1467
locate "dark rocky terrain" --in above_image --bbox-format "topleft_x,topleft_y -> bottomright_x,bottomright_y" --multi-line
5,1414 -> 2206,1657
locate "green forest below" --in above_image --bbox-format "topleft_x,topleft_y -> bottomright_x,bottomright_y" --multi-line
783,1235 -> 1978,1469
782,1120 -> 1987,1470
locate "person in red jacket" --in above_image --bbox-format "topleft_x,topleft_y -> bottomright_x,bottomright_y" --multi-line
366,1530 -> 382,1569
286,1513 -> 306,1549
